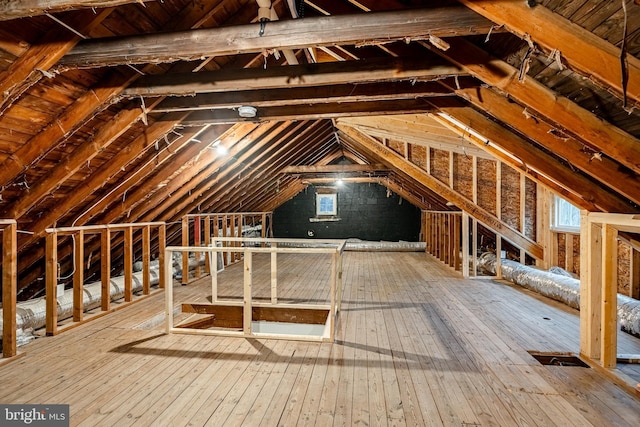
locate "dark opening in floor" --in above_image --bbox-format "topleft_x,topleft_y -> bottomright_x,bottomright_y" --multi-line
528,351 -> 590,368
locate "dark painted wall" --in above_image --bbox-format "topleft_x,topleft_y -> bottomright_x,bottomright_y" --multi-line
273,183 -> 421,241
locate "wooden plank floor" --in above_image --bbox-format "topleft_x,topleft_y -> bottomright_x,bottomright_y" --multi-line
2,252 -> 640,426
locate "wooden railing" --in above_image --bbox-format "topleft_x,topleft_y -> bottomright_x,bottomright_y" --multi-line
44,222 -> 166,335
165,237 -> 345,342
423,211 -> 462,272
1,220 -> 17,359
181,212 -> 272,284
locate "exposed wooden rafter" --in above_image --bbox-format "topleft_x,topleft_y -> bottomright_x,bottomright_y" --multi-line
0,0 -> 153,20
447,85 -> 640,209
57,7 -> 499,69
430,38 -> 640,176
0,9 -> 111,115
338,124 -> 544,260
458,0 -> 640,106
426,102 -> 633,213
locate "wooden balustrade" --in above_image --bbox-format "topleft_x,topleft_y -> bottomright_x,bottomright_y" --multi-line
44,222 -> 166,335
165,237 -> 345,342
423,211 -> 462,273
181,212 -> 273,285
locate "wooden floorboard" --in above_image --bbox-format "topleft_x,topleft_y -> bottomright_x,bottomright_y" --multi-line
1,251 -> 640,426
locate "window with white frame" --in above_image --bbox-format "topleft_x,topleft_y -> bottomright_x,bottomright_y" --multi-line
552,195 -> 580,231
316,193 -> 337,216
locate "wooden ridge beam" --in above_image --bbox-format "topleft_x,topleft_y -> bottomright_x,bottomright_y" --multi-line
444,87 -> 640,210
431,38 -> 640,176
0,9 -> 111,115
123,58 -> 462,97
338,124 -> 544,259
150,81 -> 455,112
58,7 -> 499,69
458,0 -> 640,106
0,0 -> 155,20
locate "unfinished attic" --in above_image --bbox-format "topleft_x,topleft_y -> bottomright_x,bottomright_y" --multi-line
1,0 -> 640,424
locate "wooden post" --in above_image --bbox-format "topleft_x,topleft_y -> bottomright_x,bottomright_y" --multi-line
101,228 -> 111,311
271,243 -> 278,304
194,215 -> 201,278
73,230 -> 84,322
520,173 -> 526,264
165,247 -> 173,333
45,232 -> 58,336
231,215 -> 237,262
601,224 -> 618,368
580,212 -> 602,360
124,226 -> 133,302
142,225 -> 151,295
454,214 -> 461,271
243,250 -> 253,335
204,216 -> 211,274
2,221 -> 17,357
329,251 -> 338,341
566,233 -> 575,274
181,216 -> 189,285
472,218 -> 478,276
462,212 -> 469,278
337,250 -> 344,312
211,247 -> 218,302
237,215 -> 243,262
158,224 -> 166,288
630,248 -> 640,299
537,187 -> 551,269
496,234 -> 502,280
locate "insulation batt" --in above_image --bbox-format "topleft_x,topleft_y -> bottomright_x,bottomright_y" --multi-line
477,252 -> 640,337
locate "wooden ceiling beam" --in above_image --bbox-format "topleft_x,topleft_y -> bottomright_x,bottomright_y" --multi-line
150,81 -> 455,113
281,164 -> 387,174
458,0 -> 640,106
0,0 -> 155,20
338,124 -> 544,259
0,8 -> 111,115
123,57 -> 463,97
447,86 -> 640,209
431,38 -> 640,176
58,6 -> 499,69
171,99 -> 436,125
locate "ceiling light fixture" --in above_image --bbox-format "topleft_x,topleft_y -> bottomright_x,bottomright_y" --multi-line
238,105 -> 257,118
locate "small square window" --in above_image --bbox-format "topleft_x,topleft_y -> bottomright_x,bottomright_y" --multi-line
316,193 -> 337,216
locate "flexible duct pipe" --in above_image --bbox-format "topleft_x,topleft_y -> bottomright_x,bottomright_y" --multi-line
477,252 -> 640,337
0,254 -> 201,346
